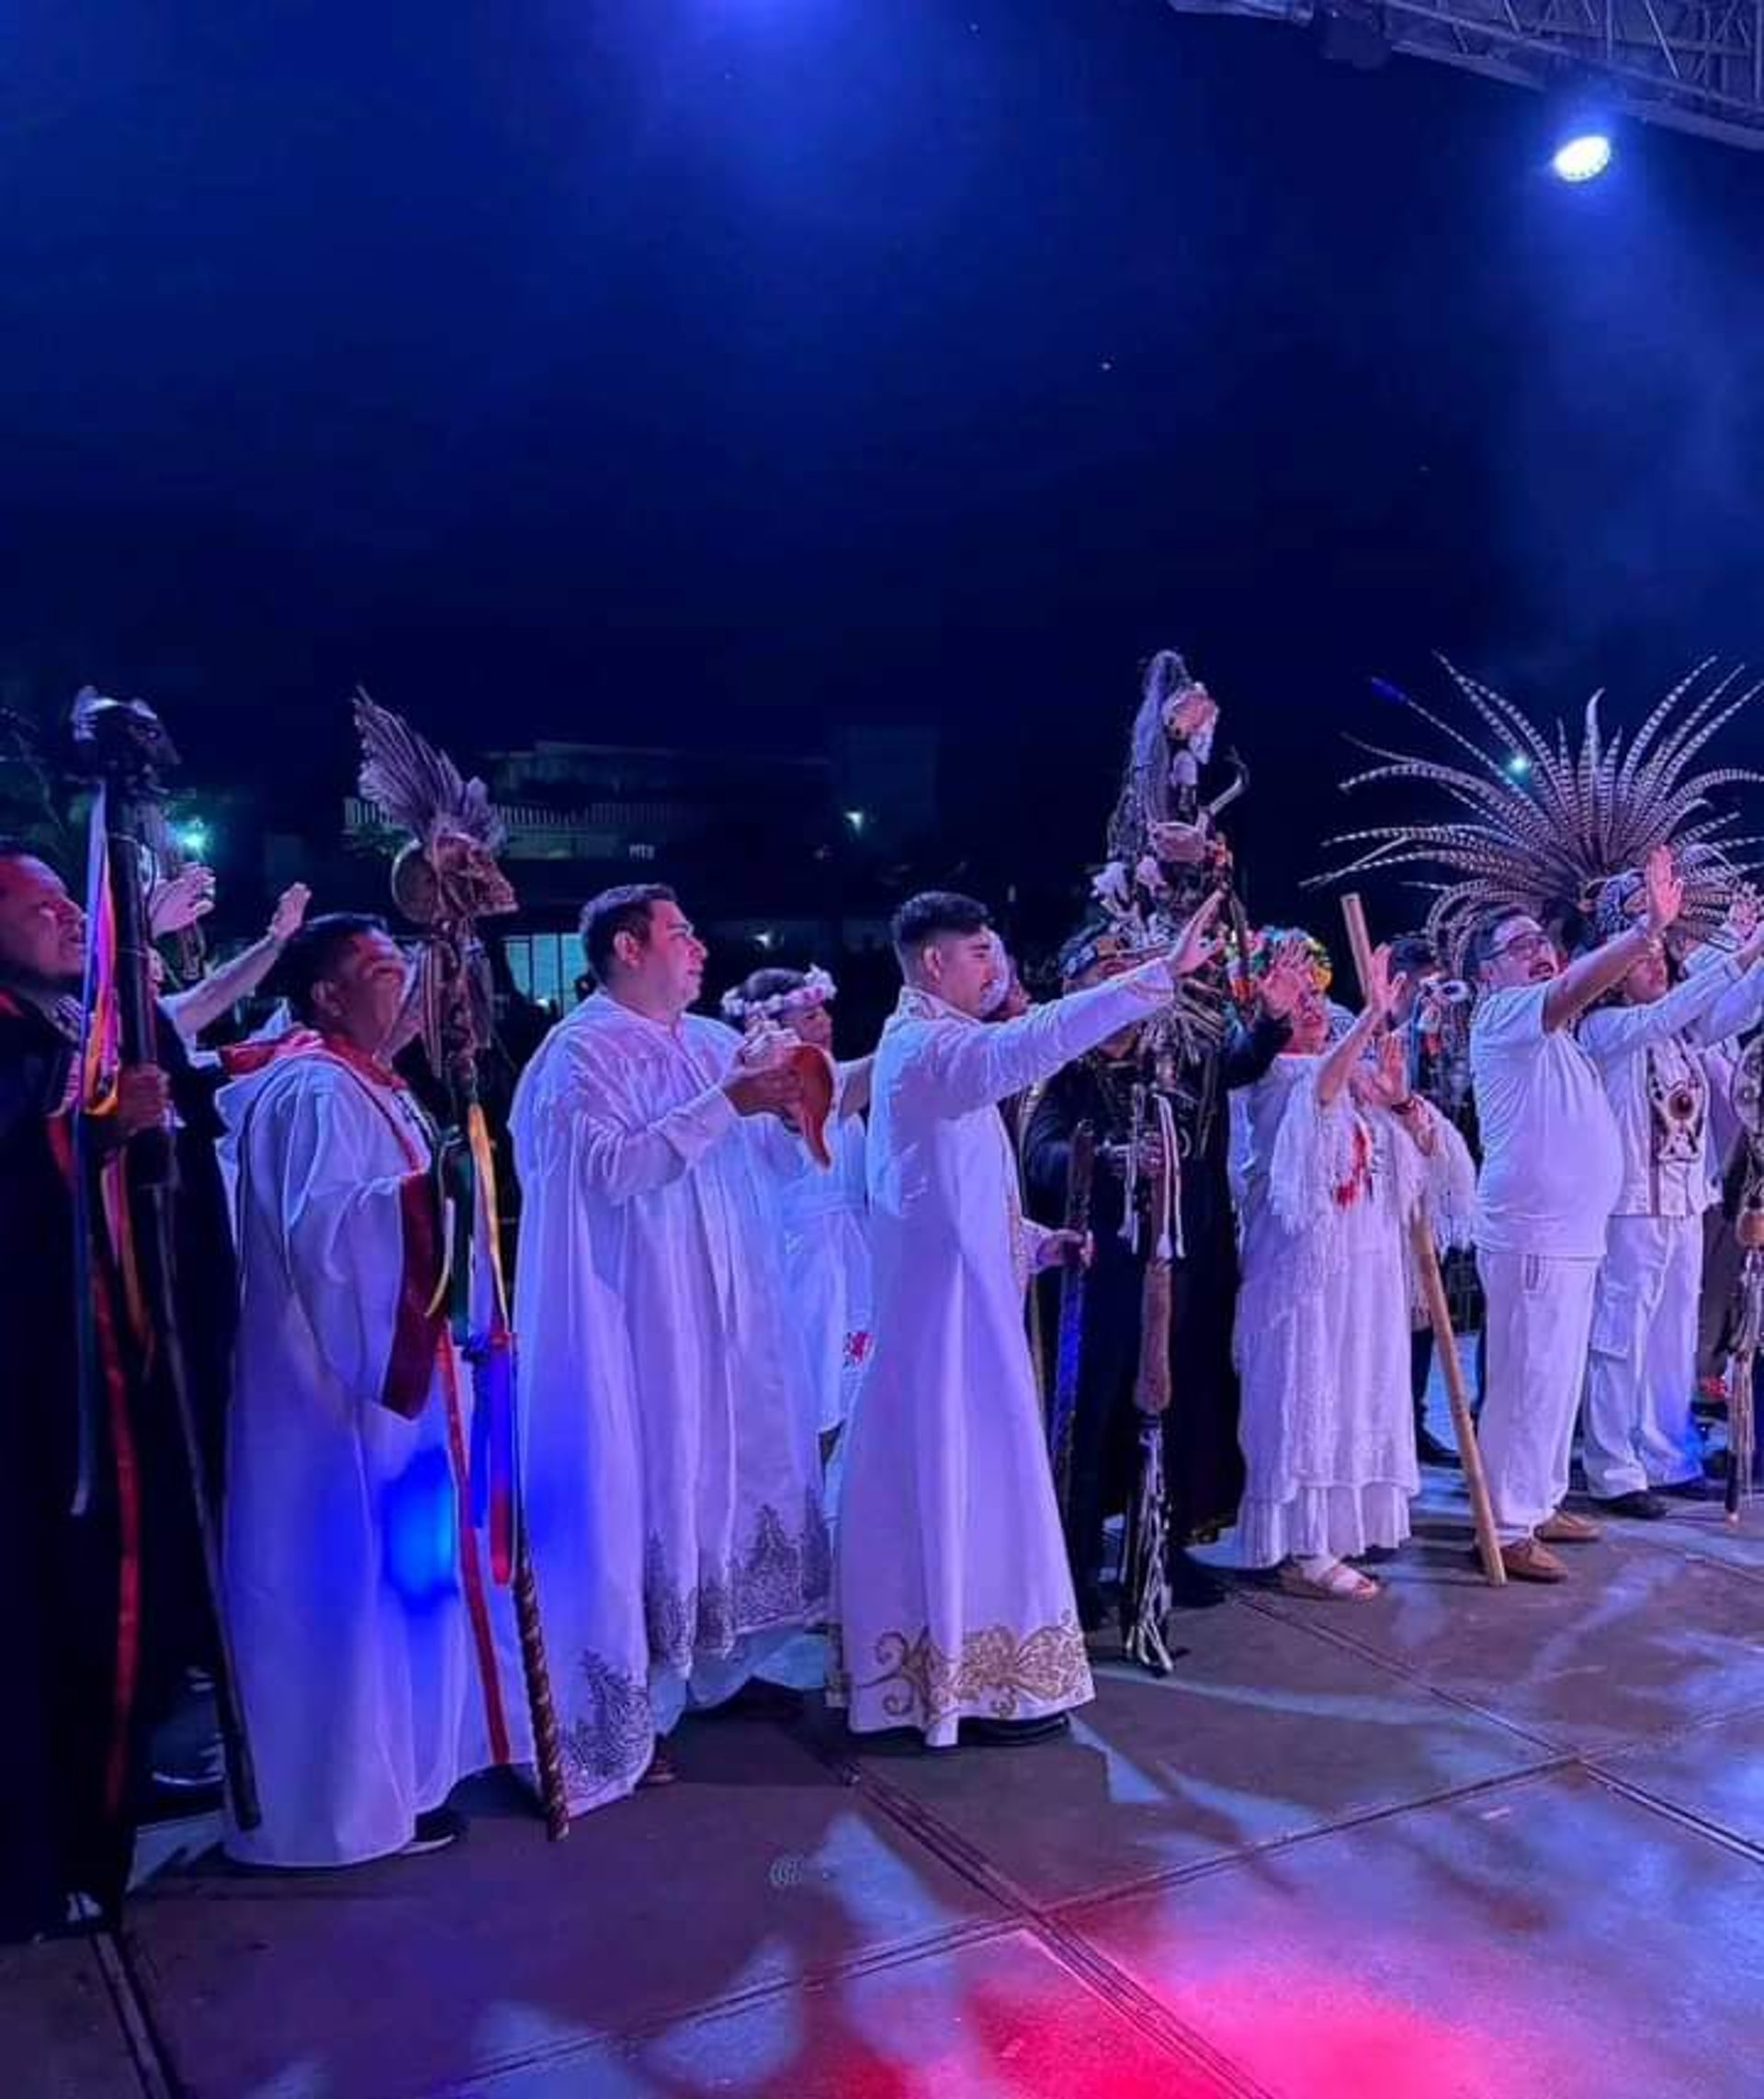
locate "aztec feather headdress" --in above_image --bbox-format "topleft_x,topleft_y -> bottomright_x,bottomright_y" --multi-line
1310,659 -> 1764,970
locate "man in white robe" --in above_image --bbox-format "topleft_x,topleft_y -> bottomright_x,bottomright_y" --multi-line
1468,847 -> 1684,1582
831,888 -> 1219,1749
511,885 -> 826,1813
220,915 -> 527,1867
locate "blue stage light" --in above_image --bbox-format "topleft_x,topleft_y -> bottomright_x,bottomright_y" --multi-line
1552,131 -> 1612,184
384,1448 -> 460,1608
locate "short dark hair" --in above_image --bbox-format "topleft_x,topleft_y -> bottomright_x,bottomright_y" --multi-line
277,912 -> 388,1024
1463,912 -> 1528,982
1388,933 -> 1437,981
891,891 -> 990,960
580,883 -> 676,982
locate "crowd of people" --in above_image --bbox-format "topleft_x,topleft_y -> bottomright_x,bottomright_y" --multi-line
6,656 -> 1763,1940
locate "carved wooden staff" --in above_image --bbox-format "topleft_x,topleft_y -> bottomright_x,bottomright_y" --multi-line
1340,893 -> 1505,1586
354,690 -> 571,1837
434,936 -> 572,1843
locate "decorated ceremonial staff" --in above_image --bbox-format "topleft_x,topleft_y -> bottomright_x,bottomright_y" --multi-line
352,694 -> 571,1838
67,690 -> 263,1826
1027,650 -> 1284,1672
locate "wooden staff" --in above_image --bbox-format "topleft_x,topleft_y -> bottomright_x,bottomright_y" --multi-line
439,950 -> 572,1842
1340,893 -> 1505,1586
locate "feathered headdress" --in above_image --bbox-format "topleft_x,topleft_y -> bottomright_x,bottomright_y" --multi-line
1311,660 -> 1764,969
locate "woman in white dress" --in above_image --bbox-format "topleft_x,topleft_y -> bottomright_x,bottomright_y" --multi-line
1235,943 -> 1476,1599
722,967 -> 874,1473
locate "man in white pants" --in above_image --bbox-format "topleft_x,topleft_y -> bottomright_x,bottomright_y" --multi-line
1467,848 -> 1682,1582
1577,905 -> 1764,1517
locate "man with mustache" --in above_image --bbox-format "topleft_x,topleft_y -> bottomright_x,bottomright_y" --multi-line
1467,847 -> 1682,1582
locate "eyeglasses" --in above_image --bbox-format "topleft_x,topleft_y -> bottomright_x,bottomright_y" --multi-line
1489,928 -> 1553,963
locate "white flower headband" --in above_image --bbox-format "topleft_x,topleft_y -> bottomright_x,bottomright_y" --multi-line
720,965 -> 837,1026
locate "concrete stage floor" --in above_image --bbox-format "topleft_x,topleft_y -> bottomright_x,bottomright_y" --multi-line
13,1466 -> 1764,2098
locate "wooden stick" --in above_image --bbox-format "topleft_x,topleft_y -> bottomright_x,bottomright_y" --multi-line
1340,893 -> 1506,1586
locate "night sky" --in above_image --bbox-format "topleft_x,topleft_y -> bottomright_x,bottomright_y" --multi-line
5,0 -> 1763,927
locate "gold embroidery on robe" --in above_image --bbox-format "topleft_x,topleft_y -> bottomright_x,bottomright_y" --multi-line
851,1613 -> 1089,1727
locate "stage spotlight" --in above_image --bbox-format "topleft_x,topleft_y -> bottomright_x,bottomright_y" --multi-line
1551,130 -> 1613,183
1505,752 -> 1532,780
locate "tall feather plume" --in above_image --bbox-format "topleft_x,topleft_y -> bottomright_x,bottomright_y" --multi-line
1311,663 -> 1764,969
353,686 -> 504,851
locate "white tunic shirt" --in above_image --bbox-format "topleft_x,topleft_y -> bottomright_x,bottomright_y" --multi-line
510,993 -> 826,1814
1471,984 -> 1623,1259
1577,957 -> 1764,1218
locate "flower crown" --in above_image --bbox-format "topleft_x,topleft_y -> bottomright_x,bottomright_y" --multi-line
719,965 -> 837,1026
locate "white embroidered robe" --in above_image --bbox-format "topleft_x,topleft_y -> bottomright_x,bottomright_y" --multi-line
220,1046 -> 527,1867
510,994 -> 827,1816
831,962 -> 1175,1746
1233,1056 -> 1476,1566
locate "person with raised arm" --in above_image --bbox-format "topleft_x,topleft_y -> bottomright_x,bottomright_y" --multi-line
831,886 -> 1221,1750
1234,944 -> 1476,1599
1575,885 -> 1764,1517
1466,845 -> 1682,1581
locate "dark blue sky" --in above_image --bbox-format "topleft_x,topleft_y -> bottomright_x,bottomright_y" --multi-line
4,0 -> 1761,915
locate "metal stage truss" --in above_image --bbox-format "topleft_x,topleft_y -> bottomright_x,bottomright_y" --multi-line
1166,0 -> 1764,150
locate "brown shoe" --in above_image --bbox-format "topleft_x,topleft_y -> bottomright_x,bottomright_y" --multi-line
1536,1509 -> 1601,1545
1499,1538 -> 1568,1583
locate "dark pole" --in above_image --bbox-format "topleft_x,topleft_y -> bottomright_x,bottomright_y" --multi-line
74,693 -> 261,1829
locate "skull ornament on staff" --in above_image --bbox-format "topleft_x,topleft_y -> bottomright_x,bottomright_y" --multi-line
354,687 -> 517,1088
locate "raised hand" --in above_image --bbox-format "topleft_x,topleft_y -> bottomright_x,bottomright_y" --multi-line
149,864 -> 216,938
1643,847 -> 1684,935
1363,942 -> 1407,1025
1168,888 -> 1226,980
1352,1029 -> 1410,1111
268,883 -> 311,945
1258,936 -> 1314,1021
